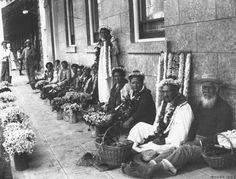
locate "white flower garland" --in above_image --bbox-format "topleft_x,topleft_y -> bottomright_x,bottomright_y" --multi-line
178,53 -> 185,94
156,54 -> 164,108
163,52 -> 168,79
183,53 -> 191,99
167,53 -> 173,77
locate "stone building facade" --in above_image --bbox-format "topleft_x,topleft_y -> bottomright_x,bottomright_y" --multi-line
44,0 -> 236,127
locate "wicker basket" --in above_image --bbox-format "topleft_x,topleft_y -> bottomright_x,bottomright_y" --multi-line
95,126 -> 133,167
201,133 -> 236,170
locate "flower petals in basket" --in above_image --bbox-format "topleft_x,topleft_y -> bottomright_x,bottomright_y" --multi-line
83,111 -> 115,127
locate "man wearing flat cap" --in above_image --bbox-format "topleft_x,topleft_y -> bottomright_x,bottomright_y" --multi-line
21,39 -> 37,86
122,74 -> 233,179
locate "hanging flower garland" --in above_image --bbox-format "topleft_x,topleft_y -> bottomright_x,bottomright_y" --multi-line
163,52 -> 168,79
178,53 -> 185,94
155,55 -> 164,108
166,53 -> 173,77
183,53 -> 191,99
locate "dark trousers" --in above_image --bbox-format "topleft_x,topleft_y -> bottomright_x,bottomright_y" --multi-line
26,64 -> 35,83
18,59 -> 23,75
1,61 -> 10,83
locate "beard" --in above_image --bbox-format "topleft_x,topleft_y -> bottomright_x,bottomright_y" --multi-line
201,95 -> 217,109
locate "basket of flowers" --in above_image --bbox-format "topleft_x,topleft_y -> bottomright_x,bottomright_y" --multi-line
51,97 -> 70,120
0,91 -> 16,103
83,110 -> 115,127
61,103 -> 83,123
95,126 -> 133,167
0,106 -> 29,128
2,123 -> 36,171
201,133 -> 236,170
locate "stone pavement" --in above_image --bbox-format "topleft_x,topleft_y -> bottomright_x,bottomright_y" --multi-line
9,71 -> 236,179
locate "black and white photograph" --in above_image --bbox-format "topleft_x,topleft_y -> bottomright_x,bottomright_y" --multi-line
0,0 -> 236,178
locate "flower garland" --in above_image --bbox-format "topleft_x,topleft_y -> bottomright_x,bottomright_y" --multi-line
183,53 -> 191,99
166,53 -> 173,77
0,91 -> 16,102
163,52 -> 168,79
139,94 -> 186,145
178,53 -> 185,94
3,123 -> 36,155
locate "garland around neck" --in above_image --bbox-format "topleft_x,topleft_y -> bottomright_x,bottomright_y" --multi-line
129,86 -> 145,100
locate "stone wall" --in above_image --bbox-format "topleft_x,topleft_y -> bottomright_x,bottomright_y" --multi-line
164,0 -> 236,127
44,0 -> 236,126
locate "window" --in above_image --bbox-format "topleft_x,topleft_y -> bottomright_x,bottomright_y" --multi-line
64,0 -> 75,46
133,0 -> 165,41
88,0 -> 101,44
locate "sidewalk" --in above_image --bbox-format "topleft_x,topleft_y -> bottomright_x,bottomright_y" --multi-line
10,71 -> 236,179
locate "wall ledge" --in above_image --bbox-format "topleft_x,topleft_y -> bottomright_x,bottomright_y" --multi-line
66,46 -> 77,53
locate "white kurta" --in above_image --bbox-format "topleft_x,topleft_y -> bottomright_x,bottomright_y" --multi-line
128,102 -> 194,153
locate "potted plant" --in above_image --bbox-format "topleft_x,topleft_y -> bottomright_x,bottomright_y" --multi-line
2,123 -> 36,171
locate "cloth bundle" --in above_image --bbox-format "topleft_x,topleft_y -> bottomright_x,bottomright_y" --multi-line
217,130 -> 236,149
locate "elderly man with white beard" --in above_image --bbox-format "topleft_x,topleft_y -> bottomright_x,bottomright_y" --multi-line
122,74 -> 233,179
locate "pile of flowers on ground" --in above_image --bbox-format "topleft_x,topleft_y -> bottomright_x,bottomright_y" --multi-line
0,82 -> 36,156
0,91 -> 16,103
2,123 -> 36,155
0,106 -> 29,128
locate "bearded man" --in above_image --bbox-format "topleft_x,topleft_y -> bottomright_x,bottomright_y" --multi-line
126,77 -> 194,154
122,74 -> 232,179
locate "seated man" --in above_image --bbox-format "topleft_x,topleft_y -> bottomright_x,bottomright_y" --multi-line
127,77 -> 194,153
123,74 -> 232,178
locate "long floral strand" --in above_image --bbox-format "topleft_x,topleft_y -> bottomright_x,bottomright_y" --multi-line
163,52 -> 168,79
183,53 -> 191,99
167,53 -> 173,77
178,53 -> 185,94
155,54 -> 164,108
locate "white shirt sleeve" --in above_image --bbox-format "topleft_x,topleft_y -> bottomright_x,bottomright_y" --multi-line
165,103 -> 194,147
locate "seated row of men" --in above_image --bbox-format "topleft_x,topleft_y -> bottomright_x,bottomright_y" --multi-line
122,74 -> 233,178
35,60 -> 98,103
